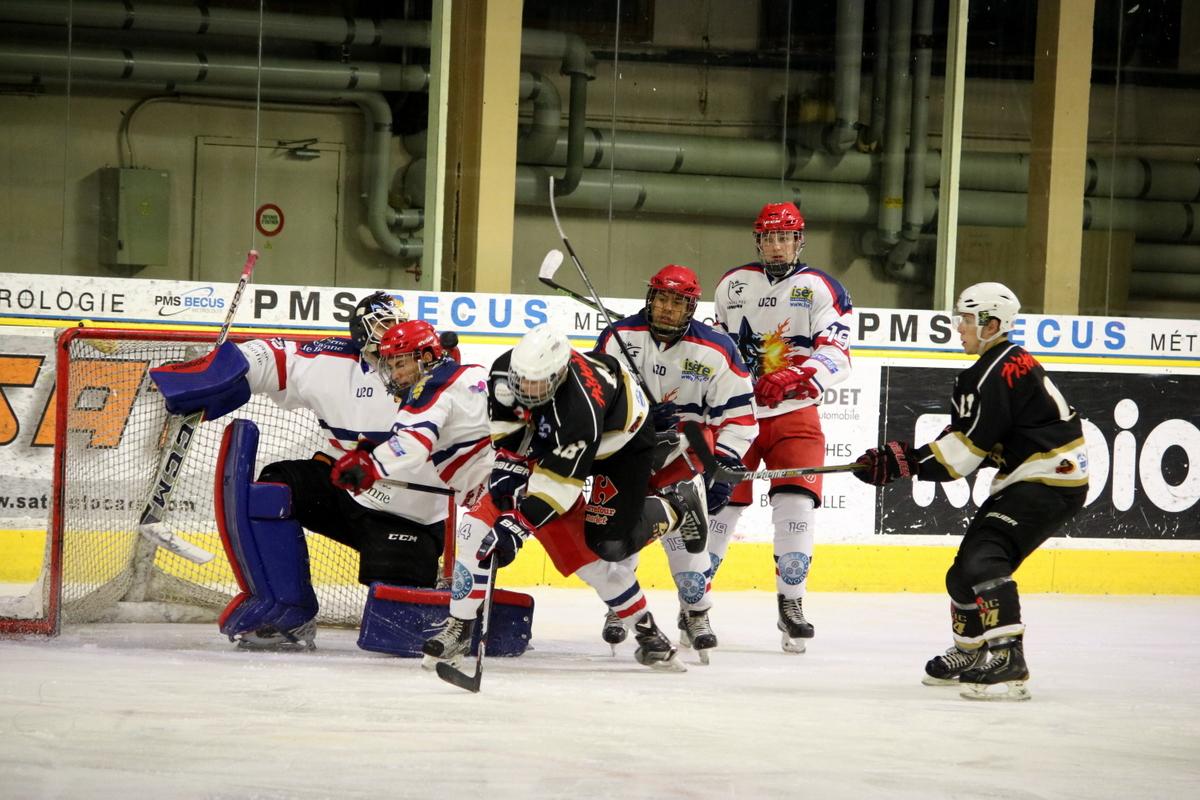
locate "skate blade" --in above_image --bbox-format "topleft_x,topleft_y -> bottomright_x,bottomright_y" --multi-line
960,680 -> 1031,702
922,675 -> 961,686
235,636 -> 315,652
697,649 -> 710,666
781,633 -> 807,654
647,655 -> 688,673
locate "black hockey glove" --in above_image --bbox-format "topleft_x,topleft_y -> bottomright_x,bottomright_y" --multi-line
705,453 -> 745,514
650,401 -> 680,433
477,510 -> 535,569
488,449 -> 531,505
651,429 -> 681,472
853,441 -> 917,486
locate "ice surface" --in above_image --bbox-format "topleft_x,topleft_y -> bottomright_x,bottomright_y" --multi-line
2,589 -> 1198,800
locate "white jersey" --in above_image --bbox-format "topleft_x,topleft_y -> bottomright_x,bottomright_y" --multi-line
714,262 -> 854,419
596,313 -> 757,462
367,361 -> 493,507
239,337 -> 448,524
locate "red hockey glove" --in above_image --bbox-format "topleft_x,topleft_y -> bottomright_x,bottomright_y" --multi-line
331,448 -> 382,495
755,365 -> 820,409
852,441 -> 917,486
476,509 -> 535,568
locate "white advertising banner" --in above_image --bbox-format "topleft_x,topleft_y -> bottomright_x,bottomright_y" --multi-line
1,271 -> 1197,549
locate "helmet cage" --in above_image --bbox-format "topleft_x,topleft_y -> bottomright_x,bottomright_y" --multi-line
645,286 -> 698,340
378,320 -> 444,395
754,229 -> 805,277
350,292 -> 408,369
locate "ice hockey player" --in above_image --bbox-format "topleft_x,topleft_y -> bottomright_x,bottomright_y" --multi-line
595,264 -> 756,662
150,292 -> 449,650
712,202 -> 853,653
427,324 -> 709,670
851,282 -> 1089,701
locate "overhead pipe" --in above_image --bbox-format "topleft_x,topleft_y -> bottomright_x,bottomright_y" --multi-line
0,1 -> 434,49
517,73 -> 561,162
1133,243 -> 1200,275
886,0 -> 935,275
0,43 -> 428,92
860,0 -> 891,152
873,0 -> 914,250
794,0 -> 864,155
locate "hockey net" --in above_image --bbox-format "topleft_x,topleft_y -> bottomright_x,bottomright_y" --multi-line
0,327 -> 381,635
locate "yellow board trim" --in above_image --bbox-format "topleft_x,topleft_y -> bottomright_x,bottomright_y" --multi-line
6,530 -> 1197,596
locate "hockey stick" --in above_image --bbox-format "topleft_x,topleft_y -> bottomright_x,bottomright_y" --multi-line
538,250 -> 625,320
135,251 -> 259,565
683,422 -> 864,481
547,176 -> 658,406
435,556 -> 499,693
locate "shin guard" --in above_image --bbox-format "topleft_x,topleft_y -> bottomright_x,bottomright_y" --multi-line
216,419 -> 318,638
973,576 -> 1024,645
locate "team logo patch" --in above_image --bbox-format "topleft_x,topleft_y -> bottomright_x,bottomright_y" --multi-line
451,561 -> 473,600
469,380 -> 487,394
680,358 -> 714,382
1055,459 -> 1076,475
789,286 -> 815,307
591,475 -> 619,506
776,551 -> 811,586
388,438 -> 407,456
725,279 -> 747,309
675,571 -> 706,605
709,553 -> 723,574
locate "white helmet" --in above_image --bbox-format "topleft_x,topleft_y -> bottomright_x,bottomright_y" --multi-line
955,282 -> 1020,347
509,324 -> 572,407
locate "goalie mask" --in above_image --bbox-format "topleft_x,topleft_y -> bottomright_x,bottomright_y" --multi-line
509,324 -> 571,408
754,202 -> 805,278
350,291 -> 409,370
954,282 -> 1020,353
378,320 -> 445,396
645,264 -> 701,343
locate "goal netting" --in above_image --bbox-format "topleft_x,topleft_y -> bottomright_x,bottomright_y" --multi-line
1,327 -> 377,635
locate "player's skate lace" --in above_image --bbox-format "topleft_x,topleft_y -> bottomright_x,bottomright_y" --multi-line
960,641 -> 1028,685
677,608 -> 717,650
659,476 -> 709,554
923,644 -> 988,685
422,615 -> 474,660
777,594 -> 814,638
633,611 -> 678,667
602,610 -> 627,645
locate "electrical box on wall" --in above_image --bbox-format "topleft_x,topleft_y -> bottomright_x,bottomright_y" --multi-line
98,167 -> 170,268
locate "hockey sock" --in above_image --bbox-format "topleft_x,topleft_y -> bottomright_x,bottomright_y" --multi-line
576,559 -> 647,628
771,493 -> 815,598
972,576 -> 1024,644
950,600 -> 986,649
707,504 -> 743,580
662,533 -> 713,612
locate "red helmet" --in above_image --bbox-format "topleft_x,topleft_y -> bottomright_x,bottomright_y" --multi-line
378,320 -> 444,395
645,264 -> 700,341
754,202 -> 805,234
753,202 -> 805,276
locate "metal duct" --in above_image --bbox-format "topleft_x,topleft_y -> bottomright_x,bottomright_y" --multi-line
877,0 -> 914,247
887,0 -> 935,272
795,0 -> 864,155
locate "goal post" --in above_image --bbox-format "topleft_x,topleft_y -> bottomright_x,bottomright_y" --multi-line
0,325 -> 437,636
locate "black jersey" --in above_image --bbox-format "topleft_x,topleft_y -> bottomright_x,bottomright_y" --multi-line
913,338 -> 1089,496
489,349 -> 651,526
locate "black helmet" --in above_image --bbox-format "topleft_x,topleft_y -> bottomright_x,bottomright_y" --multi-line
349,291 -> 408,368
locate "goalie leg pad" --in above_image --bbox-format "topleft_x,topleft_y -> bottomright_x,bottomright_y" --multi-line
216,420 -> 318,638
357,584 -> 534,658
149,340 -> 250,420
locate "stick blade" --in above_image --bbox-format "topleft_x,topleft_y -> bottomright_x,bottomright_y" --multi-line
435,661 -> 482,693
138,522 -> 215,564
538,249 -> 565,280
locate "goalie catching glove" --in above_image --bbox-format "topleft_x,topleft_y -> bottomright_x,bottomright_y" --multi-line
754,364 -> 820,409
330,448 -> 382,494
149,341 -> 250,420
852,441 -> 918,486
476,509 -> 535,569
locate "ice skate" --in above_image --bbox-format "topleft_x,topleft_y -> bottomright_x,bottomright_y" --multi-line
633,612 -> 686,672
602,609 -> 627,654
421,615 -> 475,670
923,644 -> 988,686
777,594 -> 814,653
233,618 -> 316,651
959,639 -> 1031,702
659,475 -> 709,554
677,608 -> 717,665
